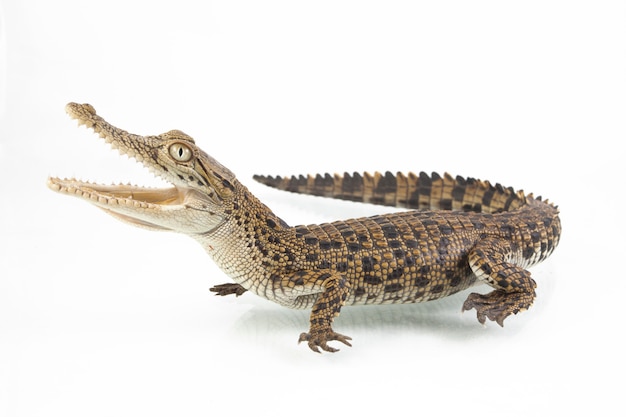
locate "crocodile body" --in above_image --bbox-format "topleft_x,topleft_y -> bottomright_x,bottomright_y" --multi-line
48,103 -> 561,352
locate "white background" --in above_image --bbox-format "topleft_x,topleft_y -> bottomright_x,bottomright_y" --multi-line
1,1 -> 625,416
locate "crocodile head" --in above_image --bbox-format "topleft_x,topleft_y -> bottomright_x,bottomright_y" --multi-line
47,103 -> 236,234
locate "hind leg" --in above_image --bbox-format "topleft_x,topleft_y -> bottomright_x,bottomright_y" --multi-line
463,238 -> 536,326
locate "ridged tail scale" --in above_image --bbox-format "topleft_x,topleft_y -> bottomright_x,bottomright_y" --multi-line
253,171 -> 530,214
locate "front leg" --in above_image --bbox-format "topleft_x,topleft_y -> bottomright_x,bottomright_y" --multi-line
210,283 -> 247,297
284,270 -> 352,353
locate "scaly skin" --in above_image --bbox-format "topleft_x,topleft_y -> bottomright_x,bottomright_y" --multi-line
48,103 -> 561,353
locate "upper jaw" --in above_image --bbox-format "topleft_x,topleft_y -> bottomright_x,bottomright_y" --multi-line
63,102 -> 156,164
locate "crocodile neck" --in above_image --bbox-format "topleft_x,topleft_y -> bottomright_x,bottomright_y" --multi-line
192,181 -> 293,295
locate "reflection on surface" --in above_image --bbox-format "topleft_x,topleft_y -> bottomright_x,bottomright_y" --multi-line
228,284 -> 530,352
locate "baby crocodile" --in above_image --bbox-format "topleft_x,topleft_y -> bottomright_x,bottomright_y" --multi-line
48,103 -> 561,353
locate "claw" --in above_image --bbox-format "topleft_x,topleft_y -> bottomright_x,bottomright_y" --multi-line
298,331 -> 352,353
462,290 -> 530,327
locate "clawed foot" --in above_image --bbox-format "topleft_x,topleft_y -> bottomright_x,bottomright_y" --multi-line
298,330 -> 352,353
462,289 -> 531,326
210,283 -> 247,297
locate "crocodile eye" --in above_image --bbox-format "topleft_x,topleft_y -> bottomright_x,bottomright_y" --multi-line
168,143 -> 193,162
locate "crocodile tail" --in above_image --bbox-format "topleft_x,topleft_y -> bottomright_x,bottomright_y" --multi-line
253,171 -> 530,214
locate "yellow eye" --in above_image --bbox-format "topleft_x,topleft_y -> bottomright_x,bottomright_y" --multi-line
168,143 -> 193,162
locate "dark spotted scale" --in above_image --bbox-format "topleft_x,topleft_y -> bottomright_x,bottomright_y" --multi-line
251,171 -> 560,311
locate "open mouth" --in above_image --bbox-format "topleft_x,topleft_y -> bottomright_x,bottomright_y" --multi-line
47,105 -> 193,229
47,102 -> 186,209
48,102 -> 227,234
47,101 -> 190,211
